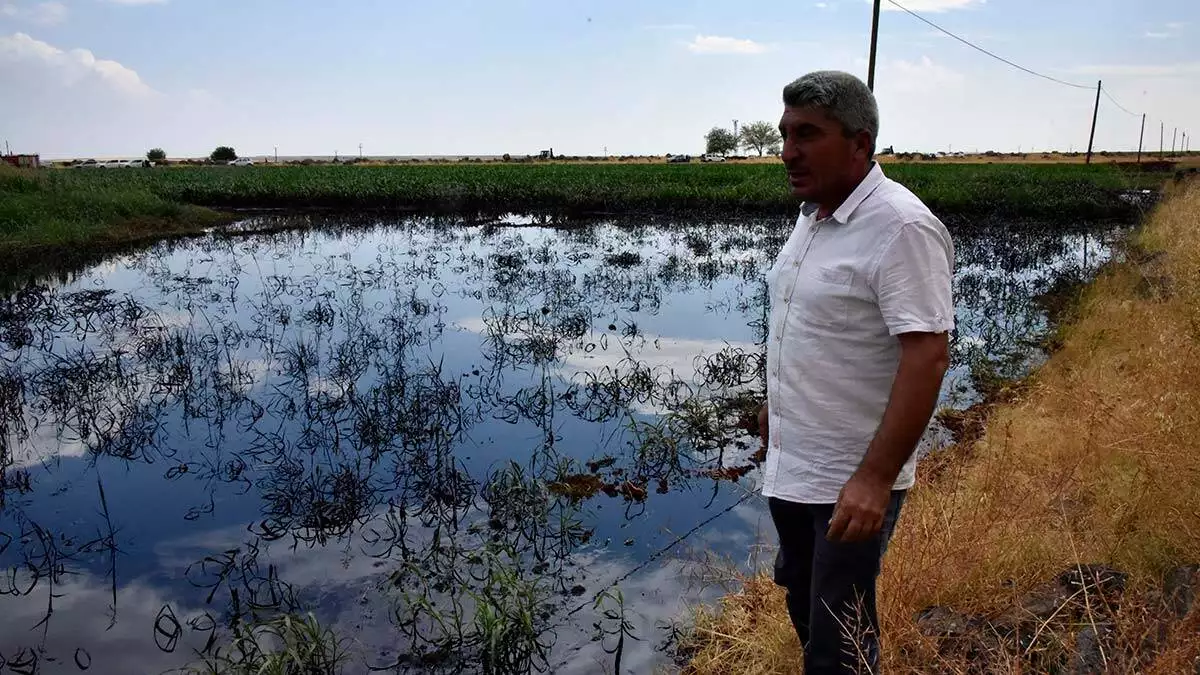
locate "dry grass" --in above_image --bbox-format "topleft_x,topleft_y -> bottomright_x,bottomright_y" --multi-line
683,179 -> 1200,674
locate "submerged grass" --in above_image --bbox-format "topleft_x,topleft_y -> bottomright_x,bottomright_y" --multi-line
684,179 -> 1200,673
184,613 -> 349,675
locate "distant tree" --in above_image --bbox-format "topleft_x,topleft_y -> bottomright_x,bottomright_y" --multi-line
767,145 -> 782,157
210,146 -> 237,163
704,127 -> 738,156
738,121 -> 782,157
147,148 -> 167,162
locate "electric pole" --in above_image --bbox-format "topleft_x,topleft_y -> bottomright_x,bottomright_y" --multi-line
733,119 -> 739,140
867,0 -> 882,91
1085,80 -> 1101,165
1172,128 -> 1177,156
1160,122 -> 1164,158
359,143 -> 363,159
1136,113 -> 1145,164
274,146 -> 278,163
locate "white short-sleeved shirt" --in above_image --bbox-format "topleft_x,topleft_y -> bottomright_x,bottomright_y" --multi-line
761,162 -> 955,504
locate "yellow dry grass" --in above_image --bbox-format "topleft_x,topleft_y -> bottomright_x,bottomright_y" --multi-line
684,179 -> 1200,674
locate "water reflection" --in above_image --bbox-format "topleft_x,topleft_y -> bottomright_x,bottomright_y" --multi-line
0,215 -> 1119,673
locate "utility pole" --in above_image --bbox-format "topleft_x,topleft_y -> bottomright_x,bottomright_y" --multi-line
274,146 -> 278,163
3,140 -> 8,156
1085,80 -> 1101,165
867,0 -> 882,91
732,119 -> 739,140
1172,128 -> 1177,156
1160,122 -> 1164,158
1136,113 -> 1145,164
868,0 -> 888,90
359,143 -> 363,159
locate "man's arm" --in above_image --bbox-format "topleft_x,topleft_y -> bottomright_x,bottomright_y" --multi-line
825,331 -> 950,543
758,402 -> 769,448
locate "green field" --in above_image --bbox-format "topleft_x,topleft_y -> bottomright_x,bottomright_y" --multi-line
0,162 -> 1168,280
24,161 -> 1165,215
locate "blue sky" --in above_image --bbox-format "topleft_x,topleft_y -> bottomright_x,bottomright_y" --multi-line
1,0 -> 1197,159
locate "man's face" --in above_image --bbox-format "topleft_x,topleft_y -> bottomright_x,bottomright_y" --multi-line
779,105 -> 870,202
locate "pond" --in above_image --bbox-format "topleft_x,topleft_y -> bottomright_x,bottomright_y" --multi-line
0,214 -> 1120,674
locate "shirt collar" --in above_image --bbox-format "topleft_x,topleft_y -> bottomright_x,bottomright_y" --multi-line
800,161 -> 886,224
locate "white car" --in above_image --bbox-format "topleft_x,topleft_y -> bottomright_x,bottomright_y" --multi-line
98,160 -> 125,168
228,157 -> 255,166
701,154 -> 727,163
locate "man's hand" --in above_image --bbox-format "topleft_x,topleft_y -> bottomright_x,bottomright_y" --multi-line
826,470 -> 892,543
757,403 -> 769,448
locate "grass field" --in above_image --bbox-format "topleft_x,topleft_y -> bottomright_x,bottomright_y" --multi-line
683,178 -> 1200,673
32,162 -> 1166,218
0,165 -> 225,282
1,161 -> 1178,283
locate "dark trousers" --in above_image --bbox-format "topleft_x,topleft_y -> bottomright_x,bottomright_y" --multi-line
769,491 -> 907,675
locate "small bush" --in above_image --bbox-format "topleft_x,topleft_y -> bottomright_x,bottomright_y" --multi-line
210,146 -> 237,163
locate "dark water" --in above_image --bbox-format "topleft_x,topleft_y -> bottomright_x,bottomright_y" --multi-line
0,214 -> 1118,673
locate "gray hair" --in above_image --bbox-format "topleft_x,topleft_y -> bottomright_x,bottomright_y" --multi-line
782,71 -> 879,156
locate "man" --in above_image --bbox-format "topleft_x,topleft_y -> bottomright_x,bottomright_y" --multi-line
758,71 -> 954,674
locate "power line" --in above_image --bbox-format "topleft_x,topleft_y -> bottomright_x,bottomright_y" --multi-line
885,0 -> 1093,90
1101,87 -> 1140,117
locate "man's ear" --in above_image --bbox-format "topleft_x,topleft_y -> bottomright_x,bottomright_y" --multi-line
855,130 -> 874,160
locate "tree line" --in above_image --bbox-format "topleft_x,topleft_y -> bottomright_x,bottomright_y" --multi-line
142,147 -> 238,164
705,122 -> 782,157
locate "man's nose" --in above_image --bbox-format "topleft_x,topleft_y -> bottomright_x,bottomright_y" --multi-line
782,140 -> 800,163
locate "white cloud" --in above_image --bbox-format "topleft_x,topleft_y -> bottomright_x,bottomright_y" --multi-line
0,32 -> 154,95
104,0 -> 168,4
0,1 -> 68,25
881,0 -> 985,12
879,55 -> 965,94
1143,22 -> 1185,39
815,2 -> 829,7
640,23 -> 695,31
686,34 -> 768,55
1069,62 -> 1200,77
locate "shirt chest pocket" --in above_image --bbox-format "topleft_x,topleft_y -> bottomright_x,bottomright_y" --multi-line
793,265 -> 853,332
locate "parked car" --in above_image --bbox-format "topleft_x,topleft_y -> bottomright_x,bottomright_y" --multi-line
667,154 -> 691,163
74,159 -> 98,169
701,154 -> 726,163
228,157 -> 255,166
98,160 -> 126,168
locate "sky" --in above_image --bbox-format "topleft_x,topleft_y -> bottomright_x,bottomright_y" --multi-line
1,0 -> 1197,159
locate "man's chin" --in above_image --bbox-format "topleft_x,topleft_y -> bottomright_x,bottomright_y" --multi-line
790,185 -> 815,200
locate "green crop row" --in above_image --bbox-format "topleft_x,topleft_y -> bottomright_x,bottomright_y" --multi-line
29,162 -> 1163,220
